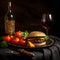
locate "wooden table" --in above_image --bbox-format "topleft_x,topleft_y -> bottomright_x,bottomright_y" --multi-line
0,35 -> 60,60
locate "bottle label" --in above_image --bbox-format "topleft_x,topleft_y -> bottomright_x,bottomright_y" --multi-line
5,20 -> 15,35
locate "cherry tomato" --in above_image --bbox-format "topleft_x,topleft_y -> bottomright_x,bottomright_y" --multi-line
4,36 -> 11,43
10,35 -> 14,40
12,37 -> 20,44
19,39 -> 26,46
15,31 -> 22,37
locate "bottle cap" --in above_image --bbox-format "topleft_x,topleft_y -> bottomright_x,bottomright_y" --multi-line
8,1 -> 11,7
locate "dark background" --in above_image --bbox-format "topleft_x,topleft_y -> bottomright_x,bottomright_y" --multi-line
0,0 -> 60,37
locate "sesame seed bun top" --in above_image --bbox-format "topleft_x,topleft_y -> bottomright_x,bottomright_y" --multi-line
29,31 -> 46,37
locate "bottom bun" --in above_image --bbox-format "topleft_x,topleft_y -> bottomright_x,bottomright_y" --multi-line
34,42 -> 46,47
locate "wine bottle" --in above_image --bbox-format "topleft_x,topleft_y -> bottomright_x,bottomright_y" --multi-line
4,1 -> 15,35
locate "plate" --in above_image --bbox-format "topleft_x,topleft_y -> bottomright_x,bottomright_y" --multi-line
8,38 -> 55,49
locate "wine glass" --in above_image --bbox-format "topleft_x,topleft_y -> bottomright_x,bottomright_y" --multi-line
40,13 -> 54,35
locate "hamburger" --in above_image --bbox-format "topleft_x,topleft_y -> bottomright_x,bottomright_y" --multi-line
27,31 -> 49,47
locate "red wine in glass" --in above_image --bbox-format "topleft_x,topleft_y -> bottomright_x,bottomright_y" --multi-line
40,13 -> 54,35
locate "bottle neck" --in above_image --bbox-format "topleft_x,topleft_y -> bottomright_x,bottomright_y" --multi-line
7,5 -> 14,19
8,5 -> 11,13
8,1 -> 12,13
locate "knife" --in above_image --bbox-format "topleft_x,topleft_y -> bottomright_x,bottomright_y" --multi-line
18,49 -> 35,57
